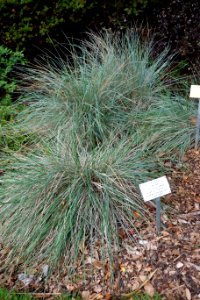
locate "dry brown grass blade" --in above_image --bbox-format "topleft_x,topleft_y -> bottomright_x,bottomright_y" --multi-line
16,292 -> 62,298
121,269 -> 157,299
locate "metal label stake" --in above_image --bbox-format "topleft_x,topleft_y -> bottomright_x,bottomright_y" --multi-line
195,99 -> 200,149
139,176 -> 171,236
155,197 -> 161,235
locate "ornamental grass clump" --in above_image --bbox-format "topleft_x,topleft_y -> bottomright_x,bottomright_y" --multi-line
0,31 -> 196,272
17,32 -> 174,148
0,134 -> 165,268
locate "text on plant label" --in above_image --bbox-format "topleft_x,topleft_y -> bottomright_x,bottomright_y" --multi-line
139,176 -> 171,202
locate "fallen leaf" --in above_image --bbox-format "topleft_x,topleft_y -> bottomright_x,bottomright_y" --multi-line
171,249 -> 179,256
169,270 -> 176,276
139,240 -> 148,246
195,196 -> 200,203
146,242 -> 157,251
144,283 -> 155,297
89,294 -> 103,300
185,288 -> 191,300
139,275 -> 147,282
18,273 -> 34,286
176,262 -> 184,269
94,294 -> 103,300
162,230 -> 170,237
124,244 -> 143,257
178,219 -> 189,224
66,284 -> 75,291
85,256 -> 95,264
186,262 -> 200,271
118,228 -> 127,239
104,262 -> 110,280
94,249 -> 99,260
133,211 -> 141,218
93,285 -> 102,293
105,294 -> 112,300
128,229 -> 135,235
136,269 -> 157,292
93,260 -> 103,269
41,264 -> 49,277
190,116 -> 197,125
79,241 -> 85,253
120,264 -> 126,273
81,291 -> 90,300
136,260 -> 143,272
132,281 -> 140,290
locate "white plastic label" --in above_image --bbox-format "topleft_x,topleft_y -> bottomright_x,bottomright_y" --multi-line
139,176 -> 171,202
190,85 -> 200,98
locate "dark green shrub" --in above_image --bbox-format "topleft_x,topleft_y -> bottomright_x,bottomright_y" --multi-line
0,45 -> 28,153
0,45 -> 25,104
0,0 -> 94,56
0,103 -> 32,152
0,0 -> 153,57
1,0 -> 199,74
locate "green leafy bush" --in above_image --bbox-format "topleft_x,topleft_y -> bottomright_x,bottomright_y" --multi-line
0,104 -> 32,153
0,0 -> 91,55
0,45 -> 25,104
0,45 -> 29,153
0,32 -> 195,274
0,0 -> 154,56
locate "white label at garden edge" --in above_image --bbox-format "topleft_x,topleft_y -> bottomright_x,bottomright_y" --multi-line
139,176 -> 171,202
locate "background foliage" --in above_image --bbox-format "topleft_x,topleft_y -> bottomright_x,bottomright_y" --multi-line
148,0 -> 200,74
0,0 -> 156,57
0,45 -> 25,104
0,0 -> 199,74
0,45 -> 28,152
0,0 -> 91,53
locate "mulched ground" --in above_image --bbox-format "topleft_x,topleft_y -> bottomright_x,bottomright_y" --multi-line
0,150 -> 200,300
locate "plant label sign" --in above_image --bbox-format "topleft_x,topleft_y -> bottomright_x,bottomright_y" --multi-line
139,176 -> 171,235
189,85 -> 200,149
139,176 -> 171,202
190,85 -> 200,98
